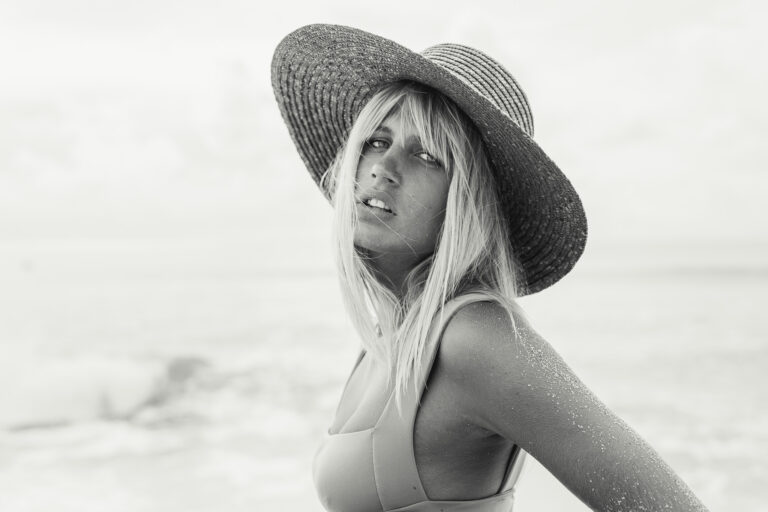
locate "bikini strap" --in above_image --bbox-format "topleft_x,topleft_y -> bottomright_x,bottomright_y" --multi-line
372,292 -> 498,510
329,349 -> 367,426
498,444 -> 528,493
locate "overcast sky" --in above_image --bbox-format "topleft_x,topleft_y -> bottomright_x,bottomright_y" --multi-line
1,0 -> 766,253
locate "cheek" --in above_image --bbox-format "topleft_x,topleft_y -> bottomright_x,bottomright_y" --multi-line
405,186 -> 448,242
419,181 -> 450,219
355,159 -> 367,178
355,154 -> 376,181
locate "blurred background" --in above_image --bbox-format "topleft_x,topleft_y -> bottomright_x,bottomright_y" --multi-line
1,0 -> 766,510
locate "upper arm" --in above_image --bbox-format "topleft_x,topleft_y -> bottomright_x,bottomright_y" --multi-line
439,300 -> 707,511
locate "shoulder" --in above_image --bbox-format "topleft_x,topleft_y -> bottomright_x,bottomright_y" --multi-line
435,297 -> 572,437
439,298 -> 536,376
435,305 -> 707,512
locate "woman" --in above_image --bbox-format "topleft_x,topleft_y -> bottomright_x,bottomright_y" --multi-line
271,24 -> 708,512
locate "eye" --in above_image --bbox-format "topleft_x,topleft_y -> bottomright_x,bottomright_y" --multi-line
364,138 -> 390,151
416,150 -> 441,167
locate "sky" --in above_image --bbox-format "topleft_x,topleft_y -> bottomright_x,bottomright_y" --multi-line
1,0 -> 766,259
1,3 -> 766,510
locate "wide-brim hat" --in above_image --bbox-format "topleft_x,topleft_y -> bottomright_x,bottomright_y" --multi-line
271,24 -> 587,295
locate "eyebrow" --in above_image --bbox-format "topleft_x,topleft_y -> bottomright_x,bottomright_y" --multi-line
372,125 -> 424,147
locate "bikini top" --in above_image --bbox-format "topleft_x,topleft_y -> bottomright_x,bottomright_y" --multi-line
313,293 -> 527,512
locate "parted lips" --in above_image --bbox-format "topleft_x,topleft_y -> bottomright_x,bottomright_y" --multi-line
271,24 -> 587,295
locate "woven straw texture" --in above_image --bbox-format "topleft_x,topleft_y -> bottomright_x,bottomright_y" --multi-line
271,24 -> 587,295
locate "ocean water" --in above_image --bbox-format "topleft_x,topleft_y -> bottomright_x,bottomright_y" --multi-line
1,1 -> 766,509
0,237 -> 765,511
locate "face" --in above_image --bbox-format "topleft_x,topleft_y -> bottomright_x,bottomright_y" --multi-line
353,111 -> 451,261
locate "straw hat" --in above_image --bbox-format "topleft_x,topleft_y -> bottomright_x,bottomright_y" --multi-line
271,24 -> 587,295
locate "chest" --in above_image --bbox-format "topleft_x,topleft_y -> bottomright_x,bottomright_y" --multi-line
328,352 -> 514,500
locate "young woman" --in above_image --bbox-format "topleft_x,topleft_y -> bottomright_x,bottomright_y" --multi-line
271,24 -> 708,512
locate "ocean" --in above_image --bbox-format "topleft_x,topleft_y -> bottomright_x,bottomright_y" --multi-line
2,1 -> 766,508
1,234 -> 765,511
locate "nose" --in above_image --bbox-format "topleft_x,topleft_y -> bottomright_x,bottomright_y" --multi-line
370,155 -> 400,186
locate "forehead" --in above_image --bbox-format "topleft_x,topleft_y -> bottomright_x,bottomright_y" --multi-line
374,110 -> 427,146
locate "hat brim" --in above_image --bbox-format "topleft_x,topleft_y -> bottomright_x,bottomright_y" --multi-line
271,24 -> 587,295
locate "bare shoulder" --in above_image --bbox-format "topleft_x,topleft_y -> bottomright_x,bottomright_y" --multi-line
439,298 -> 547,383
442,299 -> 522,345
438,299 -> 709,511
437,297 -> 590,448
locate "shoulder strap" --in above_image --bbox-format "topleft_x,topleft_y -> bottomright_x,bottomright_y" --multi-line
498,445 -> 528,493
372,292 -> 497,510
330,348 -> 367,424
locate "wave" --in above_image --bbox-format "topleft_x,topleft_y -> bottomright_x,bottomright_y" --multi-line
1,355 -> 212,431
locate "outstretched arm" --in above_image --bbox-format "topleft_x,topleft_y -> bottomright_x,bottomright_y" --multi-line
439,300 -> 708,512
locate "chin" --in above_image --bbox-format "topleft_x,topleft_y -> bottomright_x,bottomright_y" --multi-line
353,235 -> 391,255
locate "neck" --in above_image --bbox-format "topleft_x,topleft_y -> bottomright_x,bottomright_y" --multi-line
365,251 -> 428,300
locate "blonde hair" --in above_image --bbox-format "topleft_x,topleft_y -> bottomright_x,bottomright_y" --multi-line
323,81 -> 523,406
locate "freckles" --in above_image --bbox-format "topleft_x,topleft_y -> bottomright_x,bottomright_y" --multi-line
405,194 -> 444,215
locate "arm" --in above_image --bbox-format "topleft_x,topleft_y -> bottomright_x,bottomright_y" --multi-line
439,300 -> 708,512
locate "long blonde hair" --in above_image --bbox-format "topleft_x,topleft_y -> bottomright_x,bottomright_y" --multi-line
323,81 -> 523,405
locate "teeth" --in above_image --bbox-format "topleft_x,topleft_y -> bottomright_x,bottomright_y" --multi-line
367,198 -> 391,212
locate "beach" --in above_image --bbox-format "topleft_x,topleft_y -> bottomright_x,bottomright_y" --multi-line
1,1 -> 766,509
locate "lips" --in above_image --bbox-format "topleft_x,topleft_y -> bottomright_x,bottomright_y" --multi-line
357,191 -> 396,215
358,201 -> 396,219
363,197 -> 393,213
